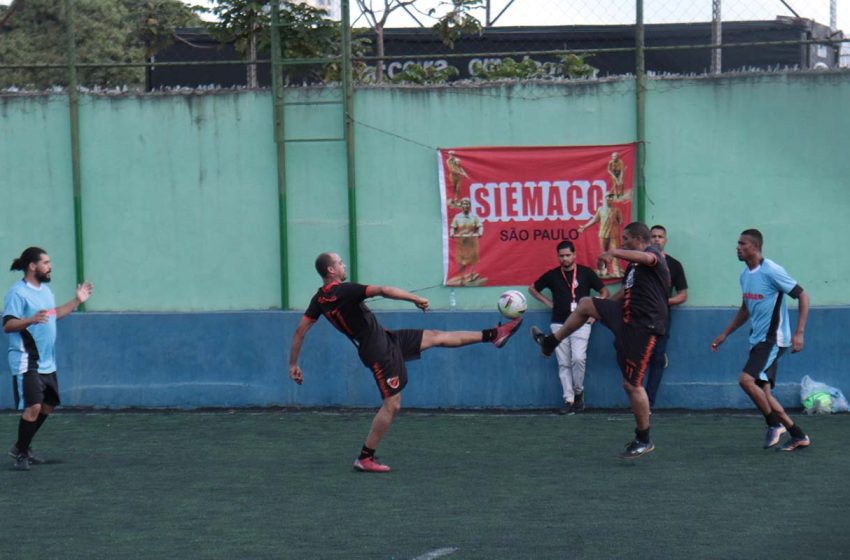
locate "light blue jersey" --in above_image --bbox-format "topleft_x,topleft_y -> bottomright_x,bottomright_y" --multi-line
3,279 -> 57,374
739,258 -> 798,347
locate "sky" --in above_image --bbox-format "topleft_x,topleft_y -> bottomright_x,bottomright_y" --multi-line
0,0 -> 846,34
183,0 -> 850,34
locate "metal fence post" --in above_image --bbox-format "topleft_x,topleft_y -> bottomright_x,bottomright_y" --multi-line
65,0 -> 86,309
635,0 -> 646,224
341,0 -> 358,281
270,0 -> 289,308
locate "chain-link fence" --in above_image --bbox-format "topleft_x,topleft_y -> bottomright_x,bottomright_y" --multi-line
0,0 -> 847,91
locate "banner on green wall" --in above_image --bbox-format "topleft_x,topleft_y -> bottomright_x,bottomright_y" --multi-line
438,144 -> 635,287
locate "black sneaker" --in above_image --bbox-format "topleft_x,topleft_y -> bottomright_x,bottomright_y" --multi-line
8,445 -> 44,465
530,326 -> 558,357
620,439 -> 655,459
558,400 -> 573,415
12,453 -> 30,471
573,392 -> 585,412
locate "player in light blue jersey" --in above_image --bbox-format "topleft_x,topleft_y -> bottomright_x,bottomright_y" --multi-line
3,247 -> 92,470
711,230 -> 811,452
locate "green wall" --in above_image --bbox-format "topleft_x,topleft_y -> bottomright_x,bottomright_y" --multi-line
1,74 -> 848,310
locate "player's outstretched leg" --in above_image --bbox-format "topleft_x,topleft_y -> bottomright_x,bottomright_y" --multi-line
421,317 -> 523,350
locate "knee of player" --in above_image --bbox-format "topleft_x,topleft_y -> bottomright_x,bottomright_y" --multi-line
24,403 -> 43,418
738,372 -> 754,387
384,395 -> 402,416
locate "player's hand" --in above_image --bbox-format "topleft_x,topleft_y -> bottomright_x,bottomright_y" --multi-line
710,334 -> 726,352
289,364 -> 303,385
30,310 -> 50,325
586,317 -> 596,325
76,281 -> 93,304
414,297 -> 429,311
599,251 -> 613,262
791,332 -> 804,353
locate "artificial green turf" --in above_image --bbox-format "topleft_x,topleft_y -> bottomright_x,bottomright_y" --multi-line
1,410 -> 847,559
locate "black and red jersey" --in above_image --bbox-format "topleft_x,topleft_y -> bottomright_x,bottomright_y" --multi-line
622,246 -> 671,335
305,282 -> 392,365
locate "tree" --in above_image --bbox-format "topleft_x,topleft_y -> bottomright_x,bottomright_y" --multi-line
353,0 -> 416,83
0,0 -> 201,90
429,0 -> 483,49
202,0 -> 370,86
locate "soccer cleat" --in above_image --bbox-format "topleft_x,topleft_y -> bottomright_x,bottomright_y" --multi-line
353,456 -> 391,473
530,326 -> 558,357
493,317 -> 523,348
12,453 -> 30,471
8,445 -> 44,465
763,425 -> 787,449
620,439 -> 655,459
558,400 -> 573,416
777,435 -> 811,452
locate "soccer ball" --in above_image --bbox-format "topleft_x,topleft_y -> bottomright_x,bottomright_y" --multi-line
497,290 -> 527,319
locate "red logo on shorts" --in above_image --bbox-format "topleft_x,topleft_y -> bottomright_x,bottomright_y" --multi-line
387,377 -> 400,389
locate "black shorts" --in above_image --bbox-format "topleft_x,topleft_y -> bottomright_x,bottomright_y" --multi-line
13,371 -> 61,410
592,298 -> 659,387
364,329 -> 424,399
742,342 -> 787,389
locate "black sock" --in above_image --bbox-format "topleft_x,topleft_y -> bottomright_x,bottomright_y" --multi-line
788,423 -> 806,439
635,427 -> 650,443
15,418 -> 39,454
764,411 -> 781,427
34,413 -> 49,433
359,445 -> 375,460
482,328 -> 496,342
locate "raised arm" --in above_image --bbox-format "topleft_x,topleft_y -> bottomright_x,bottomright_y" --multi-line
288,316 -> 317,384
55,282 -> 93,320
366,285 -> 429,311
602,248 -> 658,266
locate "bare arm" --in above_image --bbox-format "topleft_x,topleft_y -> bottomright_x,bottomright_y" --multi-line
602,248 -> 657,266
366,285 -> 429,311
55,282 -> 93,320
669,288 -> 688,307
288,316 -> 317,384
527,285 -> 552,309
3,312 -> 50,333
598,286 -> 610,299
791,291 -> 809,353
710,302 -> 749,351
577,211 -> 600,233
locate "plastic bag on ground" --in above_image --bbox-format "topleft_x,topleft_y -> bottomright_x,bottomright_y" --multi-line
799,375 -> 850,414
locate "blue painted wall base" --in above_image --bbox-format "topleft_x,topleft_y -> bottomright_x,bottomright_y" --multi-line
1,308 -> 846,410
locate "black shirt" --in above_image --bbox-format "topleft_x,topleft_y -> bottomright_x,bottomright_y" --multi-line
305,282 -> 390,366
623,246 -> 671,335
533,265 -> 605,323
665,254 -> 688,298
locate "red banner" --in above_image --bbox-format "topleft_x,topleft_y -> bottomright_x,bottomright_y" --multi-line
439,144 -> 635,287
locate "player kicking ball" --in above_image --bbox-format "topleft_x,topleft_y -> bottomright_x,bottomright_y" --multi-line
531,223 -> 670,459
288,252 -> 522,473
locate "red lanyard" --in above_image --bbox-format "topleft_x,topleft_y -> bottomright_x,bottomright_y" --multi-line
560,267 -> 577,302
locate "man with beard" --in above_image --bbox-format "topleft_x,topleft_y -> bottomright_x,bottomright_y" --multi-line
4,247 -> 93,471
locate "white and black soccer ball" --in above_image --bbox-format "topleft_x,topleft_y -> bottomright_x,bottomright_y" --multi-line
497,290 -> 527,319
